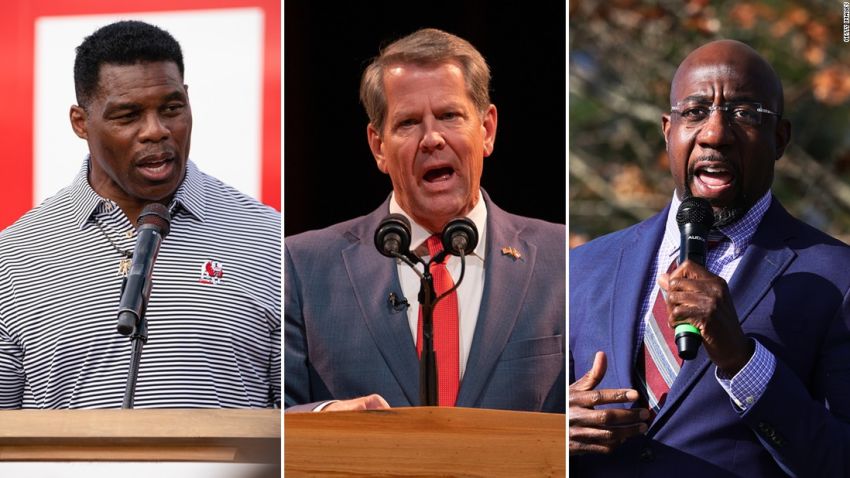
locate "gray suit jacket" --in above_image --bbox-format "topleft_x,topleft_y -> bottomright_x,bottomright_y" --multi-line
285,192 -> 565,412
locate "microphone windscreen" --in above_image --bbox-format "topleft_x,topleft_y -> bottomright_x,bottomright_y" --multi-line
374,214 -> 411,257
137,203 -> 172,238
676,196 -> 713,230
441,217 -> 478,255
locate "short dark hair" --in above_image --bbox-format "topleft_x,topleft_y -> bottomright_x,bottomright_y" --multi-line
74,20 -> 184,107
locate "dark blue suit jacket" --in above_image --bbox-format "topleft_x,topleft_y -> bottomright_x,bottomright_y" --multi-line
570,198 -> 850,477
286,192 -> 565,412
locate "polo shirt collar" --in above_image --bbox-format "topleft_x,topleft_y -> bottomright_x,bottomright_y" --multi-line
70,158 -> 208,229
170,160 -> 207,222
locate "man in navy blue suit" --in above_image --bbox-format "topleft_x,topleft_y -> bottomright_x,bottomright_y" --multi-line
570,40 -> 850,476
286,29 -> 565,413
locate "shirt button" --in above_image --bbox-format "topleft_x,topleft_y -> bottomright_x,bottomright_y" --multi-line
125,230 -> 134,238
639,447 -> 654,463
104,203 -> 112,212
745,396 -> 755,405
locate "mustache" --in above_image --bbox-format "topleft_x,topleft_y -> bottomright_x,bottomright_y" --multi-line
690,154 -> 736,170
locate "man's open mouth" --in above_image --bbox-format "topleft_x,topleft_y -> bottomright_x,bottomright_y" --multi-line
423,166 -> 455,183
694,165 -> 734,190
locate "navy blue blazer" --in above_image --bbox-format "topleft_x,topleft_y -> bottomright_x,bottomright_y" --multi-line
285,192 -> 565,412
570,197 -> 850,477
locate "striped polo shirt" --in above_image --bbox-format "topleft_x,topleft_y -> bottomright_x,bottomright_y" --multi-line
0,160 -> 280,409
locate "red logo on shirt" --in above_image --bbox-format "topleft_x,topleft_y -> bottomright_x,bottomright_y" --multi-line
199,260 -> 224,285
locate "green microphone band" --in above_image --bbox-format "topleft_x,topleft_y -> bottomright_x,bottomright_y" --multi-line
675,323 -> 700,335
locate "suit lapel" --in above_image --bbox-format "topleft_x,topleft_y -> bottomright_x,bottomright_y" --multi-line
455,198 -> 535,407
609,210 -> 668,391
652,199 -> 795,428
725,202 -> 796,326
341,203 -> 420,405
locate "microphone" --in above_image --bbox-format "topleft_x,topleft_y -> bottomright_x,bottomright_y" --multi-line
387,292 -> 409,311
374,214 -> 412,258
116,203 -> 171,336
440,217 -> 478,257
674,196 -> 714,360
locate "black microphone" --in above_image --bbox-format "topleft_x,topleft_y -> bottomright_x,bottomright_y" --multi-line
440,217 -> 478,257
117,203 -> 171,336
374,214 -> 412,258
674,196 -> 714,360
387,292 -> 409,311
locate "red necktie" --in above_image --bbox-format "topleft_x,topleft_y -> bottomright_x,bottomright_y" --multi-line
640,237 -> 725,415
416,234 -> 460,406
639,258 -> 681,415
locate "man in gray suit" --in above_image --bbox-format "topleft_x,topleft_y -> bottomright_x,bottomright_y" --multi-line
285,28 -> 565,412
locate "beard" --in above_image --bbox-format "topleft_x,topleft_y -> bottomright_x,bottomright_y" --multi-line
711,205 -> 746,228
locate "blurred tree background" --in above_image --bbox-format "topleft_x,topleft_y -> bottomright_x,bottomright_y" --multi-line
569,0 -> 850,247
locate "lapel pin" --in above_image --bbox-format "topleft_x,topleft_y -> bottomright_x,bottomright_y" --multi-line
500,246 -> 522,261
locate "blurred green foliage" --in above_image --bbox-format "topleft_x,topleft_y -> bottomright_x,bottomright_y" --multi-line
569,0 -> 850,245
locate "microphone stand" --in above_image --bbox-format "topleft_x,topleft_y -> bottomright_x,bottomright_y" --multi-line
418,266 -> 438,407
121,312 -> 148,409
392,250 -> 467,406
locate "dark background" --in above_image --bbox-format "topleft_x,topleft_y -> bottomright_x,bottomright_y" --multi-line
284,0 -> 566,236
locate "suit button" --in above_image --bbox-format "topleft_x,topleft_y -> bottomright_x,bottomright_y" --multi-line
639,447 -> 654,463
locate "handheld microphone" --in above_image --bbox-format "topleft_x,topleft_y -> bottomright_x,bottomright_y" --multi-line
674,196 -> 714,360
116,203 -> 171,336
440,217 -> 478,257
374,214 -> 412,258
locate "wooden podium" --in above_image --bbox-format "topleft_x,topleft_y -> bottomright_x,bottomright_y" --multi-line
0,409 -> 280,463
285,407 -> 565,477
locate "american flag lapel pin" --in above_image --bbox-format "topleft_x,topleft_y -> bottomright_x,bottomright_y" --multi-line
500,246 -> 522,261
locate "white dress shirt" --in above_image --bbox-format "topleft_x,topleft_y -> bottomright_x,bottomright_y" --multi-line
390,191 -> 487,380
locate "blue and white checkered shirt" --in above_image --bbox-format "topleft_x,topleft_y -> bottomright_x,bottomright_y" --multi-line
636,191 -> 776,411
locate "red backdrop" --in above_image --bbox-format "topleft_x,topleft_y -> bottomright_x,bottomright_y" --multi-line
0,0 -> 280,229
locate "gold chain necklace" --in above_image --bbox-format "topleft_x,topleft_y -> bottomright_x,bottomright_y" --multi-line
93,217 -> 134,276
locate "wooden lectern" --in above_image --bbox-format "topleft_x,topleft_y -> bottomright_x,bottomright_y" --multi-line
0,409 -> 280,463
285,407 -> 565,477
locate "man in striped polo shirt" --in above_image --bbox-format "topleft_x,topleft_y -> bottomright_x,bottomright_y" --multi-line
0,21 -> 280,408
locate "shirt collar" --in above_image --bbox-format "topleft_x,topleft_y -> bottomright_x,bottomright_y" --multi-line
170,160 -> 207,222
69,157 -> 208,230
389,190 -> 488,261
664,190 -> 773,257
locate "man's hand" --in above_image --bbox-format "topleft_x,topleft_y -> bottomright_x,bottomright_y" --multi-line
660,260 -> 754,375
570,351 -> 649,455
323,394 -> 390,412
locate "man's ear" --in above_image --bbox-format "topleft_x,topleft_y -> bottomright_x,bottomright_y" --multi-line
661,114 -> 671,150
70,105 -> 88,140
367,123 -> 388,174
482,104 -> 497,157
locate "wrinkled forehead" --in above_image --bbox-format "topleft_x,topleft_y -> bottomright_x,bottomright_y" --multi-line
670,55 -> 782,109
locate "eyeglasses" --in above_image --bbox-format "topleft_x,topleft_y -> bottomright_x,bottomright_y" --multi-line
670,101 -> 781,127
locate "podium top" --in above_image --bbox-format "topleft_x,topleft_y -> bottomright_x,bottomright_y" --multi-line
285,407 -> 565,477
0,409 -> 280,463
